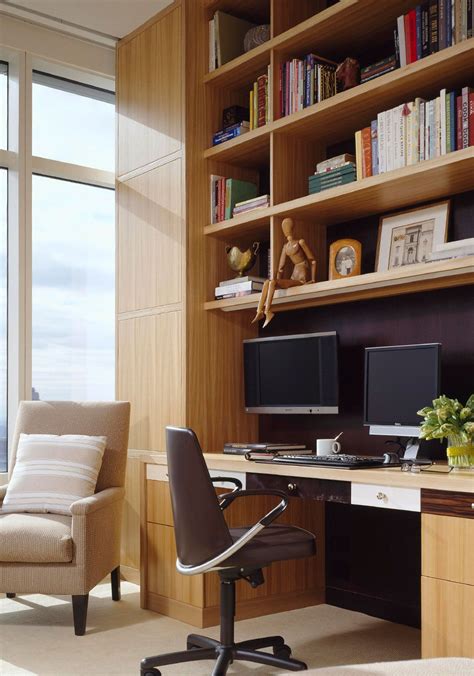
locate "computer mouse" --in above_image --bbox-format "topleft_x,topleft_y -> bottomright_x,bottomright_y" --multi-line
383,451 -> 401,465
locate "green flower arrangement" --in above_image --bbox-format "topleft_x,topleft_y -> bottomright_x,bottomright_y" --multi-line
418,394 -> 474,468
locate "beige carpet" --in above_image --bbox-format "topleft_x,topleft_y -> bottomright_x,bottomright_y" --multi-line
0,581 -> 421,675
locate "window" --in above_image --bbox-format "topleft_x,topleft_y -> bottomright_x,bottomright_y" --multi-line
32,176 -> 115,400
0,62 -> 7,149
32,72 -> 115,171
0,45 -> 115,472
0,169 -> 7,471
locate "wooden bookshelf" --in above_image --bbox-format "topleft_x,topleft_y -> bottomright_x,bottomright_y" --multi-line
205,148 -> 474,237
204,257 -> 474,313
204,39 -> 474,163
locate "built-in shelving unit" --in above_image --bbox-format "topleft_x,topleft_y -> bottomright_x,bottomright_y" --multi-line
203,0 -> 474,315
204,256 -> 474,312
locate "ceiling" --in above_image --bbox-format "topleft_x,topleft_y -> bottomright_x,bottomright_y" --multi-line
0,0 -> 174,39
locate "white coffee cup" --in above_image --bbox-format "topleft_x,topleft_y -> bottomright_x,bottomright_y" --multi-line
317,439 -> 341,456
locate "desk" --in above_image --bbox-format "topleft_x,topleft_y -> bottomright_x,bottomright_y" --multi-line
139,452 -> 474,659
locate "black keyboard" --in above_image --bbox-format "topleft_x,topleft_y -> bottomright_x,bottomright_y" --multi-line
270,454 -> 392,469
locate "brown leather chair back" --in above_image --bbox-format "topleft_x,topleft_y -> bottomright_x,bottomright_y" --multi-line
166,426 -> 233,567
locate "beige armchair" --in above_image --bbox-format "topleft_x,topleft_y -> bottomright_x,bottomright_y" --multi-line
0,400 -> 130,635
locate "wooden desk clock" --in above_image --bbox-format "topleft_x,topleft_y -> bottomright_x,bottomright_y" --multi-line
329,239 -> 362,280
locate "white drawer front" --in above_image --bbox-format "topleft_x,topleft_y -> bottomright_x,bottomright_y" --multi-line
146,464 -> 246,489
352,483 -> 420,512
209,470 -> 246,489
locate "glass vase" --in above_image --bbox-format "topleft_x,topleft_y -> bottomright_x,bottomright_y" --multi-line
447,435 -> 474,471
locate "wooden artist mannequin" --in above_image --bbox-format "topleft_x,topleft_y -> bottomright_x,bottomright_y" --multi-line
253,217 -> 316,327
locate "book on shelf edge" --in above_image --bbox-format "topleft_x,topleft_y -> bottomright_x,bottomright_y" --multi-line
224,178 -> 258,220
219,275 -> 266,287
215,290 -> 259,299
223,442 -> 307,456
214,280 -> 263,296
316,154 -> 355,173
213,11 -> 255,68
361,126 -> 372,178
245,449 -> 314,460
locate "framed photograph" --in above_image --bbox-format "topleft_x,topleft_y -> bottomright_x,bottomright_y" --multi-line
376,201 -> 450,273
329,239 -> 362,280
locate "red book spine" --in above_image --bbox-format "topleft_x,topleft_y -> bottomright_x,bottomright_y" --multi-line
361,127 -> 372,178
456,95 -> 462,150
469,93 -> 474,147
218,178 -> 225,222
279,64 -> 283,118
409,10 -> 418,61
404,14 -> 412,63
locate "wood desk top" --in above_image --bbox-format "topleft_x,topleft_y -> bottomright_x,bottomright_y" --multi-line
136,450 -> 474,493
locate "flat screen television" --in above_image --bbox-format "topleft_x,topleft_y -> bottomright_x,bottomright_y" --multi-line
364,343 -> 441,437
243,332 -> 339,414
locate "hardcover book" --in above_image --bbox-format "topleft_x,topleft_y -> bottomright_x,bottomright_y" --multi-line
224,179 -> 258,220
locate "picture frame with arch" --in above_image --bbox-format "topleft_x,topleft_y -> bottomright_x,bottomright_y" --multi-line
375,200 -> 450,273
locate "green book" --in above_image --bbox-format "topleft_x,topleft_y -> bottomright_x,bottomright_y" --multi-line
225,179 -> 258,219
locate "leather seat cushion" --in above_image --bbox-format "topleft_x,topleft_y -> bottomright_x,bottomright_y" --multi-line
224,524 -> 316,568
0,512 -> 73,563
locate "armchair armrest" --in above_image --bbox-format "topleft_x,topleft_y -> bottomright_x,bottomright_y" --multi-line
70,486 -> 125,516
176,489 -> 288,576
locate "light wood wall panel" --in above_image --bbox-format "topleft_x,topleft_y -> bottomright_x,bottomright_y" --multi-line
422,514 -> 474,586
117,310 -> 185,451
422,576 -> 474,658
147,522 -> 204,605
117,158 -> 184,314
117,4 -> 182,176
121,455 -> 142,569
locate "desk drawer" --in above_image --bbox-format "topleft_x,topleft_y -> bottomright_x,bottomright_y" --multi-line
247,472 -> 350,503
352,483 -> 420,512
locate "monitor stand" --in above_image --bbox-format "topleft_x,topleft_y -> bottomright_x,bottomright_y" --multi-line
402,438 -> 420,460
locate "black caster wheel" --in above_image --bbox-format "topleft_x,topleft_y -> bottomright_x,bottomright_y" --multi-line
142,670 -> 161,676
274,644 -> 292,659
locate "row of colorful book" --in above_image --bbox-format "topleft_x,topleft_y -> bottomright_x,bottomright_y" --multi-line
395,1 -> 473,68
354,86 -> 473,179
249,68 -> 271,129
210,177 -> 269,223
278,55 -> 337,117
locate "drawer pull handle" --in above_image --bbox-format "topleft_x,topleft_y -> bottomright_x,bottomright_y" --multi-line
287,483 -> 297,493
376,492 -> 387,501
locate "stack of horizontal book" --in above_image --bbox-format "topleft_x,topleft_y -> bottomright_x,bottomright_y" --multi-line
233,194 -> 270,216
308,160 -> 356,194
279,54 -> 337,117
355,85 -> 473,179
215,276 -> 265,300
360,56 -> 397,84
223,442 -> 310,457
212,121 -> 249,146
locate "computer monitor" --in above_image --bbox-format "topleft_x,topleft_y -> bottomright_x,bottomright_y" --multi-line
243,331 -> 338,414
364,343 -> 441,441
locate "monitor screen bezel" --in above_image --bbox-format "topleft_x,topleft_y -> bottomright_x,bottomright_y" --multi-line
363,342 -> 441,429
243,331 -> 339,414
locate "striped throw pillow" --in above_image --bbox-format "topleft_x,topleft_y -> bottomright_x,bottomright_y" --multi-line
2,434 -> 107,515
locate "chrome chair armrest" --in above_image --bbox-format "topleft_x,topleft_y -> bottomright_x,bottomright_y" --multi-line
176,489 -> 288,576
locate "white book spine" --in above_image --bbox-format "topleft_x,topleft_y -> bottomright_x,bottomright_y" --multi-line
435,96 -> 441,157
377,112 -> 386,174
215,281 -> 262,295
419,100 -> 425,162
209,19 -> 216,72
397,15 -> 407,68
429,99 -> 436,159
440,88 -> 447,155
406,102 -> 414,166
393,106 -> 401,169
385,109 -> 393,172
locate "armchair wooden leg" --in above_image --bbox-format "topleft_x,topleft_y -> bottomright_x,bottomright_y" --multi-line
111,565 -> 121,601
72,594 -> 89,636
6,593 -> 16,598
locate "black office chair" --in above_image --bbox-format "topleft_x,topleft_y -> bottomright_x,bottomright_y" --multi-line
140,426 -> 317,676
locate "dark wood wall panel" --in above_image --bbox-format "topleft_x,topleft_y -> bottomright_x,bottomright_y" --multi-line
259,191 -> 474,457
